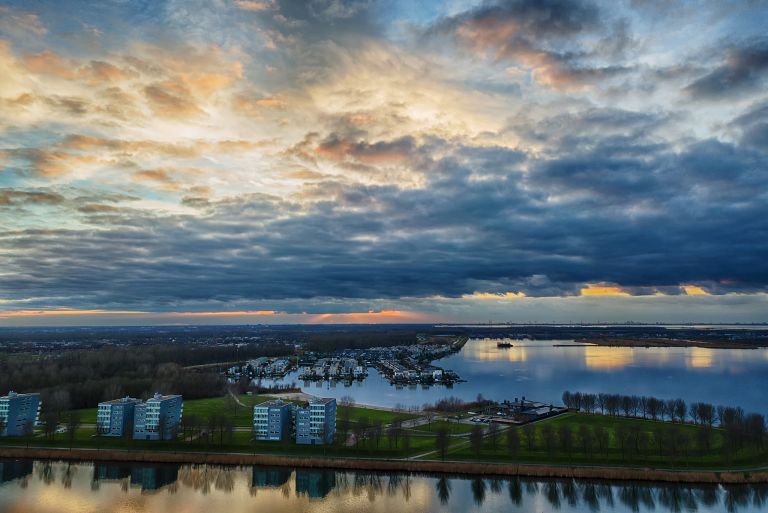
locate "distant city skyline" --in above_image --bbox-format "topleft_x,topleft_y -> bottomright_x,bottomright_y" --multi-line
1,1 -> 767,326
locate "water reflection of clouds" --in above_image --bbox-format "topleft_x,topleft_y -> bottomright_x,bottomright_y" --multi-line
687,348 -> 714,369
463,338 -> 527,363
3,462 -> 768,513
2,462 -> 437,513
583,346 -> 635,370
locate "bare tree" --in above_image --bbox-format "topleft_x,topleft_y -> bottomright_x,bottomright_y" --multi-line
387,418 -> 402,449
541,425 -> 556,455
435,429 -> 450,460
66,410 -> 81,448
579,424 -> 594,458
488,422 -> 500,449
469,425 -> 484,456
522,424 -> 536,451
506,428 -> 521,458
401,429 -> 411,455
43,411 -> 59,440
594,426 -> 609,456
558,425 -> 573,457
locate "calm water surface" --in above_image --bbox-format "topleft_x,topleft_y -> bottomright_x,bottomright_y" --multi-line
0,460 -> 766,513
268,338 -> 768,412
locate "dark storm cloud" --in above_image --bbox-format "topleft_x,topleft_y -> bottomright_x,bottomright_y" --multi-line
684,39 -> 768,99
426,0 -> 634,89
731,101 -> 768,150
0,189 -> 65,206
2,125 -> 768,310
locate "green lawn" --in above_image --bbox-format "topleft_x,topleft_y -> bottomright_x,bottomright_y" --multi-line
182,395 -> 260,427
68,395 -> 421,429
0,424 -> 434,459
340,406 -> 420,426
443,413 -> 768,469
4,412 -> 767,470
412,419 -> 476,435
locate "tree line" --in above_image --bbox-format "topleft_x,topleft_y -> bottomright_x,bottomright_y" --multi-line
561,390 -> 766,458
0,342 -> 292,410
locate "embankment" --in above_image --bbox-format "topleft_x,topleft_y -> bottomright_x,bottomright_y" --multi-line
1,447 -> 766,484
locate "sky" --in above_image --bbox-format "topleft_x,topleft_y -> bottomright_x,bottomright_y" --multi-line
1,0 -> 768,326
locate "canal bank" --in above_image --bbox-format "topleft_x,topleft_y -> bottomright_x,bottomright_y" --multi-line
1,446 -> 766,484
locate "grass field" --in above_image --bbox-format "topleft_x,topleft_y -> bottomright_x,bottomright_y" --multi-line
445,413 -> 768,469
412,419 -> 476,435
21,409 -> 768,470
340,406 -> 420,426
68,394 -> 421,428
0,424 -> 435,459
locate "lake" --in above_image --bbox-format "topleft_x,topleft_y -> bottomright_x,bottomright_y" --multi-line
267,338 -> 768,413
0,460 -> 766,513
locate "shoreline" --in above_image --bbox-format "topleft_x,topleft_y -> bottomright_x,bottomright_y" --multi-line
1,447 -> 766,484
576,337 -> 768,349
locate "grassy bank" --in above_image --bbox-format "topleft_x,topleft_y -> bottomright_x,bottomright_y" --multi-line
446,413 -> 768,470
68,394 -> 418,428
1,446 -> 767,485
16,409 -> 768,475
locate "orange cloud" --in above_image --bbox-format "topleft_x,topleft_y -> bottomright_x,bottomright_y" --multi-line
232,93 -> 288,115
23,50 -> 75,78
233,0 -> 275,12
580,284 -> 630,296
81,60 -> 137,83
682,285 -> 709,296
20,148 -> 100,177
144,80 -> 204,118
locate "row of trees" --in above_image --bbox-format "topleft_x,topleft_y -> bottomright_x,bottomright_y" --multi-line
562,390 -> 765,438
0,343 -> 290,410
562,391 -> 694,422
423,394 -> 495,413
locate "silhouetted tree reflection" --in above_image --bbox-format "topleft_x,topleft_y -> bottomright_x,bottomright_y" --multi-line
436,476 -> 451,505
36,462 -> 55,486
387,473 -> 401,496
508,477 -> 523,506
544,480 -> 562,510
489,477 -> 503,495
61,463 -> 76,489
618,484 -> 644,512
12,461 -> 768,513
592,483 -> 613,508
470,477 -> 486,506
657,483 -> 685,513
695,485 -> 719,508
562,479 -> 578,507
401,474 -> 412,502
524,478 -> 539,494
753,482 -> 768,509
723,484 -> 751,513
580,482 -> 600,511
